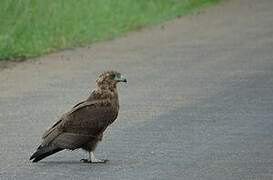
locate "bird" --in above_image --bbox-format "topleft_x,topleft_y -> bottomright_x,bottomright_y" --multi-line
30,70 -> 127,163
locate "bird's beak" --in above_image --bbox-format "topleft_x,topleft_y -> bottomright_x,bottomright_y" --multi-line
115,75 -> 127,83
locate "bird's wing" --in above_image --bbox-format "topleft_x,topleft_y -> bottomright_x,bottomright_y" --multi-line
42,117 -> 63,139
72,100 -> 86,109
62,100 -> 116,135
40,100 -> 116,150
41,101 -> 97,142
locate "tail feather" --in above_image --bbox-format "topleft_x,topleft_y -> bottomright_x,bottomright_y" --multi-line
30,145 -> 63,162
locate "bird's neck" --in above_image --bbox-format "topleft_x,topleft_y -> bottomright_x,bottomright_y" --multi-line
88,85 -> 118,101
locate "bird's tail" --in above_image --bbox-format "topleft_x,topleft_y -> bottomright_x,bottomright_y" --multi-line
30,145 -> 63,162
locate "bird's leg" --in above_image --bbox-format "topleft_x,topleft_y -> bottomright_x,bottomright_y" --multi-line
89,151 -> 92,162
90,151 -> 108,163
81,151 -> 108,163
80,152 -> 92,163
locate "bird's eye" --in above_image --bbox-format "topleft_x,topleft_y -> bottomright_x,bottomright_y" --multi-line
110,74 -> 116,79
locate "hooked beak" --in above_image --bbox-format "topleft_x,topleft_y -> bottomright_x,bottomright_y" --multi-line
115,75 -> 127,83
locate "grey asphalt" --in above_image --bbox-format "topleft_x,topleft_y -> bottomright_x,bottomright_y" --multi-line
1,0 -> 273,179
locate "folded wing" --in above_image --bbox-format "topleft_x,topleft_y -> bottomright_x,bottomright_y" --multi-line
30,100 -> 116,162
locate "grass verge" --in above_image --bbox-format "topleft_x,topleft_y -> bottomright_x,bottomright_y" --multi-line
0,0 -> 221,61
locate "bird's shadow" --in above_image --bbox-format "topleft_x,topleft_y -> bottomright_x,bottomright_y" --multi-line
29,159 -> 134,168
37,161 -> 84,165
29,160 -> 117,167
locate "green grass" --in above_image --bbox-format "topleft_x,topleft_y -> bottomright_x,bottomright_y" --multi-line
0,0 -> 221,61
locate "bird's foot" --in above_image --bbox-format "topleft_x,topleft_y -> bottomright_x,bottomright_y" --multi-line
81,159 -> 91,163
80,158 -> 108,163
92,158 -> 108,163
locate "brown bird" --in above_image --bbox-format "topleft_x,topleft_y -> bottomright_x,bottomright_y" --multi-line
30,71 -> 127,163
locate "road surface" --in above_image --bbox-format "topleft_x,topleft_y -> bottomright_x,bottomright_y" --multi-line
1,0 -> 273,179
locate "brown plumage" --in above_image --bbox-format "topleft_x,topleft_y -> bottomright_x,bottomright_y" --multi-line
30,71 -> 127,163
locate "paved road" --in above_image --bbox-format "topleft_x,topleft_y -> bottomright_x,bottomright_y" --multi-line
1,0 -> 273,179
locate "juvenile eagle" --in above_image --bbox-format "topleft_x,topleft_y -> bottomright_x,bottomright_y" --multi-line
30,71 -> 127,163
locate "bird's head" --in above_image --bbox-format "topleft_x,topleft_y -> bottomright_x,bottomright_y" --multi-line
96,71 -> 127,89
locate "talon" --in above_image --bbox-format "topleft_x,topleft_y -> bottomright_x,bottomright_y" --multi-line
81,158 -> 108,163
80,159 -> 91,163
92,159 -> 108,163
